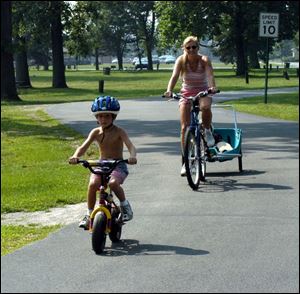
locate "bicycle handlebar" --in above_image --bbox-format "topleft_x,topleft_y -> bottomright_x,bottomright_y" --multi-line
162,89 -> 220,100
76,159 -> 129,175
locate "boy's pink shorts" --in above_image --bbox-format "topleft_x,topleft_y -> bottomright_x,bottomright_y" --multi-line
90,162 -> 129,184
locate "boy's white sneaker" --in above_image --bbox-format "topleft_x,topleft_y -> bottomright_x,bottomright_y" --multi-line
79,215 -> 90,230
121,201 -> 133,221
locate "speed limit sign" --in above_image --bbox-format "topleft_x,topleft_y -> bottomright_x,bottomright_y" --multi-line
259,13 -> 279,38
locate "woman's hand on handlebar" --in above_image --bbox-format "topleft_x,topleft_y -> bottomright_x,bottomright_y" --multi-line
163,91 -> 173,98
128,157 -> 137,165
208,87 -> 219,94
69,156 -> 79,164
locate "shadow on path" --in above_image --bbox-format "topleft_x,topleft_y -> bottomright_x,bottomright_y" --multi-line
100,239 -> 209,257
195,169 -> 293,193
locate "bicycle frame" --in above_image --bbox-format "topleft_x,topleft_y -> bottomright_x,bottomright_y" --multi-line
189,98 -> 204,147
183,89 -> 219,158
78,159 -> 127,232
164,89 -> 220,190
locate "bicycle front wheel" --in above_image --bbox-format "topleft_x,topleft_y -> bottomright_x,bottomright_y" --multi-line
92,211 -> 107,254
184,127 -> 201,190
199,130 -> 206,181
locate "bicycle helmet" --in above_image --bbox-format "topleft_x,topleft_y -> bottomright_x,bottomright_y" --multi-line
91,96 -> 120,116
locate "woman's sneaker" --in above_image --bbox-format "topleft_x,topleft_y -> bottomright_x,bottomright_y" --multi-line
79,215 -> 90,230
204,129 -> 215,147
120,201 -> 133,221
181,164 -> 186,177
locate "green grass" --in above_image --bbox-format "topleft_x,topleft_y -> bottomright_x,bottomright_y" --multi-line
16,67 -> 299,104
1,68 -> 298,255
1,105 -> 99,213
1,224 -> 61,256
220,93 -> 299,121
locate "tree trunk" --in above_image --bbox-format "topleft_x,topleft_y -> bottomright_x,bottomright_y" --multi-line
51,1 -> 67,88
234,2 -> 246,76
15,37 -> 32,88
95,48 -> 99,70
1,1 -> 21,101
43,56 -> 49,70
117,48 -> 123,70
249,50 -> 260,69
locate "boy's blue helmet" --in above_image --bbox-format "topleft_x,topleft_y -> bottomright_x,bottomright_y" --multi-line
91,96 -> 120,116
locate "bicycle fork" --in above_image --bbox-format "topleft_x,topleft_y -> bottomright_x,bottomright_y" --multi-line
89,184 -> 112,233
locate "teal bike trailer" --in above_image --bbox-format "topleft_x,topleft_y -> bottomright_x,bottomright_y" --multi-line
207,105 -> 243,172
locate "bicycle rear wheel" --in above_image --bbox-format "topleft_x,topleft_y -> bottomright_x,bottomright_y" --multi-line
109,207 -> 122,242
184,127 -> 201,190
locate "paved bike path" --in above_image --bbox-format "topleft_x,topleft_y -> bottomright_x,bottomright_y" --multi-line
1,88 -> 299,293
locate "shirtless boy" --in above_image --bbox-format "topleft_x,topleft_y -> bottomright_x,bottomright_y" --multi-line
69,96 -> 137,229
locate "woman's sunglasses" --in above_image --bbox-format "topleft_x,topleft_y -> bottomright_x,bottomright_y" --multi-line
185,45 -> 198,50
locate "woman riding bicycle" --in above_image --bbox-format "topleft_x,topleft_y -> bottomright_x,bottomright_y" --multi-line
164,36 -> 218,176
69,96 -> 137,229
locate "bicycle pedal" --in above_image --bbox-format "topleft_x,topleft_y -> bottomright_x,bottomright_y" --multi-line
116,214 -> 124,225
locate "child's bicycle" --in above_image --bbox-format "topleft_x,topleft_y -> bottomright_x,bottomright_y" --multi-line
75,159 -> 129,254
164,89 -> 243,190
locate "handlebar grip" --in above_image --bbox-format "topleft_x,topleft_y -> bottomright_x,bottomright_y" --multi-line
208,89 -> 220,94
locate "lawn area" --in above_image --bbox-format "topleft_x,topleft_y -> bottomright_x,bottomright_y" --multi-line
1,105 -> 98,213
16,67 -> 299,103
220,93 -> 299,121
1,224 -> 61,256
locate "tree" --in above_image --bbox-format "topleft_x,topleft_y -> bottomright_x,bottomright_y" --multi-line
64,1 -> 93,67
50,1 -> 67,88
156,1 -> 210,49
14,36 -> 32,88
83,1 -> 135,70
156,1 -> 299,75
12,1 -> 33,88
129,1 -> 157,70
1,1 -> 21,101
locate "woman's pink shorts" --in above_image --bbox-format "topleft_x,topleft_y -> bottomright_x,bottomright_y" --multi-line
179,88 -> 212,107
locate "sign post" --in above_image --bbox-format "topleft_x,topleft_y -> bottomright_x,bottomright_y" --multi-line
259,13 -> 279,104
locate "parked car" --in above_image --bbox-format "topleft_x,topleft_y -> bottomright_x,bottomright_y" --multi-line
165,56 -> 176,64
159,55 -> 175,63
112,57 -> 132,64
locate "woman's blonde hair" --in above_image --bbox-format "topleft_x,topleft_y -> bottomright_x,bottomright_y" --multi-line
180,36 -> 200,76
182,36 -> 199,49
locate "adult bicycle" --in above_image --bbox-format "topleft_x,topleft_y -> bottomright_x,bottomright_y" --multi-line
164,89 -> 243,190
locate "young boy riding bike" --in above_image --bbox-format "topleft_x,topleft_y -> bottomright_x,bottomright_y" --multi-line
69,96 -> 137,229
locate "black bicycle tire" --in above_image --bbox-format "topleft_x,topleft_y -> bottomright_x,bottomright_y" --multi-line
238,148 -> 243,172
199,130 -> 206,181
92,212 -> 107,254
184,127 -> 201,190
109,207 -> 122,242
